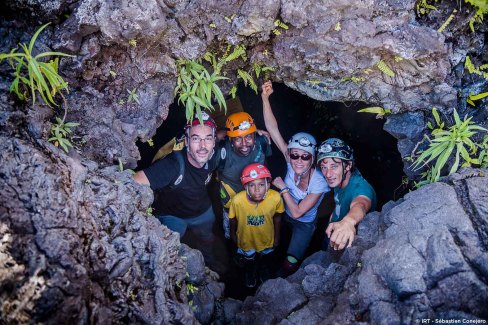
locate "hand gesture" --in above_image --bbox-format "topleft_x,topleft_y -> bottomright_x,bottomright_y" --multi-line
261,80 -> 273,100
325,218 -> 356,251
272,176 -> 286,190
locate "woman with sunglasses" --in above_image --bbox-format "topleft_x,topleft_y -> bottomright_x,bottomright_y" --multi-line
261,81 -> 330,276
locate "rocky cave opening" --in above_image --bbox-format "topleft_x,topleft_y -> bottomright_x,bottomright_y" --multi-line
136,82 -> 406,299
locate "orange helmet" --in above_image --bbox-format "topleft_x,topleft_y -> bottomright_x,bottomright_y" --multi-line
225,112 -> 257,138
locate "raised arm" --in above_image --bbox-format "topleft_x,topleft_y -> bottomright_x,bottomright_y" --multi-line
261,81 -> 289,161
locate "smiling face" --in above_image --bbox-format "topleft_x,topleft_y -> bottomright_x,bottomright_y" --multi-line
185,124 -> 215,167
289,148 -> 313,175
231,132 -> 255,156
319,157 -> 351,188
246,178 -> 268,203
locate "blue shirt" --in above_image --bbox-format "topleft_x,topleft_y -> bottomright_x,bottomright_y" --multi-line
332,170 -> 376,222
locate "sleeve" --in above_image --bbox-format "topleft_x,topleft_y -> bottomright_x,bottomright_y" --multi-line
215,140 -> 227,172
228,196 -> 237,219
275,192 -> 285,213
309,170 -> 330,194
143,156 -> 179,191
353,180 -> 376,203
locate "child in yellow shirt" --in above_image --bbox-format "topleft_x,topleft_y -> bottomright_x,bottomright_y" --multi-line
229,163 -> 285,287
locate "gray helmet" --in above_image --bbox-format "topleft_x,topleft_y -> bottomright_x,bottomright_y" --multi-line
288,132 -> 317,156
317,138 -> 354,163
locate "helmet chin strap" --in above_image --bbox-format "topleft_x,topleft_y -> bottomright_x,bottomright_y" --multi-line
339,160 -> 350,188
246,179 -> 269,209
295,162 -> 313,186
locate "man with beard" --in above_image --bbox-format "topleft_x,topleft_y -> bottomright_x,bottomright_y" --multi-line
133,112 -> 220,243
218,112 -> 272,239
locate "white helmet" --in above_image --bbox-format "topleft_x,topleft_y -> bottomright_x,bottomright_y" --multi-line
287,132 -> 317,156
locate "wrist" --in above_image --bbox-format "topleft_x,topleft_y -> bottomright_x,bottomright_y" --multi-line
279,187 -> 290,195
342,216 -> 356,227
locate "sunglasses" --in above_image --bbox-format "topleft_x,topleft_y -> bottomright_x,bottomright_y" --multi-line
290,153 -> 312,161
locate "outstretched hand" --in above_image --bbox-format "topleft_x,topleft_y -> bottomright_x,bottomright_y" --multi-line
325,218 -> 356,251
261,80 -> 273,100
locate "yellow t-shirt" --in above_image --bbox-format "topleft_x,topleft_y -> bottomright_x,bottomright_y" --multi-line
228,190 -> 285,252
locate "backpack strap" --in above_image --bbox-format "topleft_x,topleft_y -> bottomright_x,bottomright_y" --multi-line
169,150 -> 185,188
253,135 -> 267,162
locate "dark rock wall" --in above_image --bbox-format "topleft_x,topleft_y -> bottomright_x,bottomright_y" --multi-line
229,169 -> 488,324
0,105 -> 195,323
1,0 -> 487,324
3,0 -> 483,168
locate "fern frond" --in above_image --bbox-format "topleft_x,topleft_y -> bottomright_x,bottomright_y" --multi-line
237,69 -> 257,93
437,9 -> 457,32
377,60 -> 395,77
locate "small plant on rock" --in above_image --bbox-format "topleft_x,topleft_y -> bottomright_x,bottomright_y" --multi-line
127,88 -> 140,104
48,117 -> 79,152
0,23 -> 73,107
412,108 -> 487,185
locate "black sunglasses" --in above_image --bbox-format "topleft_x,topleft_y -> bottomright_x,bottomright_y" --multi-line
290,153 -> 312,161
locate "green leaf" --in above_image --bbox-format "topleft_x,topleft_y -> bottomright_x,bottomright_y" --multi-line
432,107 -> 441,126
211,83 -> 226,110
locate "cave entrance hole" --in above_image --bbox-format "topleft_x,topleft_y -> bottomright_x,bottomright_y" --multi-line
136,82 -> 406,300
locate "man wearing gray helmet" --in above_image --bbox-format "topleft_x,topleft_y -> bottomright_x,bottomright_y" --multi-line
317,138 -> 377,251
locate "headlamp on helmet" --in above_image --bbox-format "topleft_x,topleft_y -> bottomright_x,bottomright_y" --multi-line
287,132 -> 317,156
317,138 -> 354,163
184,111 -> 217,135
226,112 -> 257,137
241,163 -> 272,186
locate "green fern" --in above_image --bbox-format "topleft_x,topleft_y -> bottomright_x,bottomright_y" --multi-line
376,60 -> 395,77
228,85 -> 237,98
237,69 -> 258,93
465,56 -> 488,80
416,0 -> 438,15
465,0 -> 487,32
437,9 -> 457,32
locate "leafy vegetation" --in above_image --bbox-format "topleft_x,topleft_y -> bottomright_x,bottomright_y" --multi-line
272,19 -> 289,36
48,117 -> 79,152
437,9 -> 457,32
127,88 -> 140,104
0,23 -> 81,154
376,60 -> 395,77
0,23 -> 73,107
412,108 -> 487,186
175,44 -> 274,122
465,0 -> 487,32
465,56 -> 488,80
174,57 -> 228,122
467,91 -> 488,106
416,0 -> 438,15
357,106 -> 391,119
416,0 -> 487,32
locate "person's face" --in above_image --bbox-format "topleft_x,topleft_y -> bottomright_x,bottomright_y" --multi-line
185,124 -> 215,167
231,133 -> 255,156
319,158 -> 351,188
246,178 -> 268,202
289,148 -> 313,175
